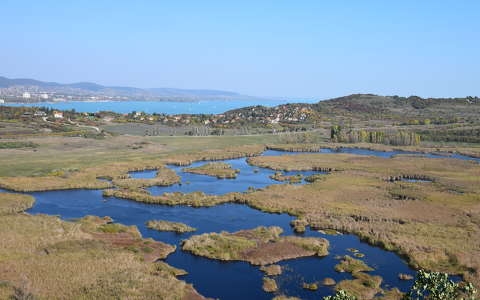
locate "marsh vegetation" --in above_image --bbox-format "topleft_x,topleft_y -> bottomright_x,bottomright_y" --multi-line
181,226 -> 329,265
146,220 -> 196,233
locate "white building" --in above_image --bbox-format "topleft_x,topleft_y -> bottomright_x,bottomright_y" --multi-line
53,111 -> 64,119
22,92 -> 31,99
0,99 -> 5,104
40,93 -> 49,99
34,111 -> 47,117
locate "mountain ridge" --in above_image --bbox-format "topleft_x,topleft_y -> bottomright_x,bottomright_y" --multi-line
0,76 -> 254,101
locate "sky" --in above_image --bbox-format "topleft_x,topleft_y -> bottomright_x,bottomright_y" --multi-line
1,1 -> 479,99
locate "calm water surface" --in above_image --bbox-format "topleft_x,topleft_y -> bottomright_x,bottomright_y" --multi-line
4,99 -> 318,115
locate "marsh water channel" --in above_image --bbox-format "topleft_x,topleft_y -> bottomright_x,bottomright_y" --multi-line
6,147 -> 476,299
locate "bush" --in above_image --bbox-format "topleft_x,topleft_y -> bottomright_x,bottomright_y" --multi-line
323,290 -> 357,300
0,141 -> 38,149
323,270 -> 478,300
403,270 -> 477,300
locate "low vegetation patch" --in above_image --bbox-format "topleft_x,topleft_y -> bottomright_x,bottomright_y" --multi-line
260,264 -> 282,276
335,272 -> 383,300
104,188 -> 238,207
290,218 -> 308,233
146,220 -> 196,233
112,166 -> 181,189
242,152 -> 480,287
272,296 -> 302,300
270,171 -> 304,183
303,282 -> 319,291
183,162 -> 240,179
181,226 -> 329,265
154,261 -> 188,277
322,278 -> 336,286
0,192 -> 35,215
0,141 -> 38,149
262,277 -> 278,292
0,212 -> 207,300
334,256 -> 374,273
0,144 -> 265,192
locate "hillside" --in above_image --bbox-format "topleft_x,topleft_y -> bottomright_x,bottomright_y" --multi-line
0,76 -> 254,102
225,94 -> 480,124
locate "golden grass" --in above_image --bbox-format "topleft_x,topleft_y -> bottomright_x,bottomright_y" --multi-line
1,136 -> 480,291
272,296 -> 302,300
267,142 -> 480,158
0,144 -> 265,192
0,134 -> 275,177
146,220 -> 196,233
270,172 -> 304,183
183,162 -> 240,179
181,226 -> 329,265
242,153 -> 480,286
335,255 -> 374,273
112,166 -> 181,189
104,189 -> 238,207
262,277 -> 278,292
260,264 -> 282,276
0,195 -> 208,300
47,146 -> 479,286
0,192 -> 35,215
335,272 -> 384,300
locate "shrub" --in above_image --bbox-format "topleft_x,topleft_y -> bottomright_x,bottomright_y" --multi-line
403,270 -> 477,300
323,290 -> 357,300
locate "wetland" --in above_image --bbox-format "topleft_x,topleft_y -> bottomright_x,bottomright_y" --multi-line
1,145 -> 478,299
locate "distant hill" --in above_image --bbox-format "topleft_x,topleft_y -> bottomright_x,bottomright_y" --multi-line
223,93 -> 480,126
0,76 -> 256,101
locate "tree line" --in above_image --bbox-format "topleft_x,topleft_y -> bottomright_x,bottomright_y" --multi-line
331,126 -> 420,146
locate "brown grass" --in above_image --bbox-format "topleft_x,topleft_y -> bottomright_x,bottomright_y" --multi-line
260,264 -> 282,276
335,272 -> 384,300
335,255 -> 374,273
0,192 -> 35,215
2,137 -> 480,291
112,166 -> 181,189
242,153 -> 480,286
146,220 -> 196,233
103,189 -> 239,207
0,144 -> 264,192
0,196 -> 209,300
262,277 -> 278,292
181,226 -> 329,265
183,162 -> 240,179
267,142 -> 480,158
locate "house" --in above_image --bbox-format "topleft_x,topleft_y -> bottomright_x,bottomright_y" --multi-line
34,111 -> 47,117
102,116 -> 114,122
53,111 -> 64,119
0,99 -> 4,104
22,92 -> 31,99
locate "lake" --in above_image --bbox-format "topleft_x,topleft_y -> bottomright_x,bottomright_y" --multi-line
4,99 -> 318,115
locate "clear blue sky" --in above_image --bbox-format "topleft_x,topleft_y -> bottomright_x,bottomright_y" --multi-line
1,1 -> 479,99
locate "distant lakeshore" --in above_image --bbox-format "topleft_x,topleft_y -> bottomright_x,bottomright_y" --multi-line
3,99 -> 319,115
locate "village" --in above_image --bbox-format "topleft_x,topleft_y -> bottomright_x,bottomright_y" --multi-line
1,103 -> 319,134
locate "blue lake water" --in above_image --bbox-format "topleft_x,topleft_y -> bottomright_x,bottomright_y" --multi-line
144,157 -> 322,196
23,188 -> 416,300
2,147 -> 471,299
4,99 -> 318,115
264,148 -> 480,162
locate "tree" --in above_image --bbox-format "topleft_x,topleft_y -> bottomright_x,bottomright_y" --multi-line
323,290 -> 357,300
403,270 -> 477,300
323,271 -> 477,300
